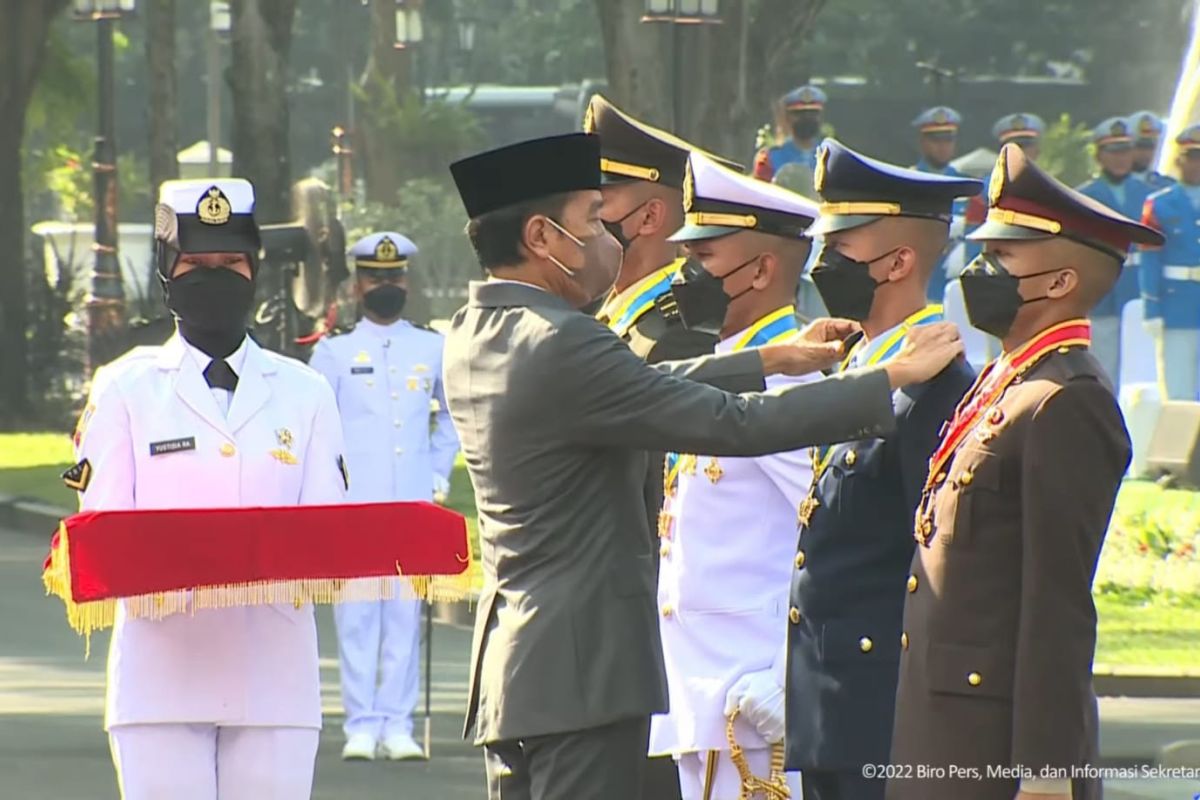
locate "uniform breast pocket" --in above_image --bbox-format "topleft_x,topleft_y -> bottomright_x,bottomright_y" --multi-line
823,442 -> 884,516
937,450 -> 1006,550
926,641 -> 1013,701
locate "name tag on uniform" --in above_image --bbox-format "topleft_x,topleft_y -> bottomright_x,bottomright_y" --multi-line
149,437 -> 196,456
351,366 -> 374,375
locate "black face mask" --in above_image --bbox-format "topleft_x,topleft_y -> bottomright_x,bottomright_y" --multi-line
602,202 -> 645,253
669,255 -> 758,336
959,253 -> 1056,339
166,267 -> 256,358
791,116 -> 821,140
809,246 -> 896,322
363,283 -> 408,319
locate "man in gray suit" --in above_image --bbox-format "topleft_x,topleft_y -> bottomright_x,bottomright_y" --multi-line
444,133 -> 964,800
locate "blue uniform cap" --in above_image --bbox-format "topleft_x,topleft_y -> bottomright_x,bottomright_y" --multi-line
1176,124 -> 1200,152
782,85 -> 826,112
912,106 -> 961,140
1092,117 -> 1134,151
669,151 -> 819,242
350,231 -> 418,270
1131,111 -> 1165,145
808,138 -> 981,236
992,113 -> 1045,145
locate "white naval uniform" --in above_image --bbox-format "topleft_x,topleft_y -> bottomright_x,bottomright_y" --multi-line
74,333 -> 347,800
308,317 -> 459,740
650,314 -> 810,800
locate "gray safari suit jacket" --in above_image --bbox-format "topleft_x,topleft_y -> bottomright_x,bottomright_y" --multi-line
443,280 -> 896,745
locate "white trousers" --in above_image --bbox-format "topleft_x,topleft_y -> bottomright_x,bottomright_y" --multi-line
1158,328 -> 1200,401
334,595 -> 421,739
676,748 -> 802,800
109,723 -> 318,800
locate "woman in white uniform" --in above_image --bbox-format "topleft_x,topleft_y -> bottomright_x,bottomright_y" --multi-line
70,178 -> 347,800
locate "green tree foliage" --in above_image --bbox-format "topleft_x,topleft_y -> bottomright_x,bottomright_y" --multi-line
1037,113 -> 1095,187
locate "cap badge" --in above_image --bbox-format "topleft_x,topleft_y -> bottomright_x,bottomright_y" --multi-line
682,160 -> 696,212
1012,114 -> 1027,130
933,109 -> 949,124
1139,117 -> 1156,135
1111,120 -> 1127,137
814,146 -> 829,194
799,88 -> 814,102
988,156 -> 1006,207
375,236 -> 399,262
197,186 -> 232,226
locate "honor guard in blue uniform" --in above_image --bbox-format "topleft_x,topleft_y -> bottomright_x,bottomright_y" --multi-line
912,107 -> 966,304
1130,111 -> 1177,190
1139,124 -> 1200,400
969,114 -> 1047,267
308,232 -> 459,762
786,140 -> 978,800
649,151 -> 821,800
1076,117 -> 1153,385
585,93 -> 744,800
753,85 -> 827,182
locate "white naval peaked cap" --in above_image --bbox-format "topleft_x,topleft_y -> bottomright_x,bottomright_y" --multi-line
349,231 -> 419,269
154,177 -> 260,255
669,150 -> 819,243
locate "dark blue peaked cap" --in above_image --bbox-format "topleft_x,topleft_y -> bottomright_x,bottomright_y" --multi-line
809,138 -> 982,236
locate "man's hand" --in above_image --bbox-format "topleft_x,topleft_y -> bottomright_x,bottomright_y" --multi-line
797,317 -> 862,346
723,669 -> 785,744
883,322 -> 965,389
1143,316 -> 1164,340
758,317 -> 861,376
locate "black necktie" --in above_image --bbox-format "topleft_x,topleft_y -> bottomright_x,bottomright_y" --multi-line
203,359 -> 239,391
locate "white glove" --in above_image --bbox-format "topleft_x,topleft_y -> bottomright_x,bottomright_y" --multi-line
432,474 -> 450,503
1143,316 -> 1164,339
723,668 -> 786,744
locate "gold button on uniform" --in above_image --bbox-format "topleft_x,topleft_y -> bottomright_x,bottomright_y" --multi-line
907,574 -> 918,593
393,419 -> 402,428
901,632 -> 909,650
788,607 -> 802,625
661,605 -> 674,619
660,543 -> 671,559
219,443 -> 236,457
859,637 -> 873,653
968,672 -> 983,687
394,447 -> 404,455
844,450 -> 857,466
959,470 -> 974,486
794,551 -> 806,569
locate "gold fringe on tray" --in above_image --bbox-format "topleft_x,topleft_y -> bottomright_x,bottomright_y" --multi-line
44,522 -> 482,654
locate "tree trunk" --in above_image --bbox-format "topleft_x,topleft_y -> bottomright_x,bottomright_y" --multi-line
0,0 -> 69,423
230,0 -> 296,223
359,0 -> 413,204
145,0 -> 179,201
595,0 -> 827,168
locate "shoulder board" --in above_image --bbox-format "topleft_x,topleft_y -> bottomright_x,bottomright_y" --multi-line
654,291 -> 681,322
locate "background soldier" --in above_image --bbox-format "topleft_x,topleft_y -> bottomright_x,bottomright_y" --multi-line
1139,124 -> 1200,400
1076,116 -> 1152,386
651,151 -> 821,800
1129,111 -> 1177,190
889,143 -> 1161,800
309,231 -> 459,762
787,140 -> 977,800
911,106 -> 967,304
753,85 -> 828,182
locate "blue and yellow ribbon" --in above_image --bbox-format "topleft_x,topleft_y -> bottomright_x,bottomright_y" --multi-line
599,260 -> 684,337
664,307 -> 799,496
814,304 -> 944,476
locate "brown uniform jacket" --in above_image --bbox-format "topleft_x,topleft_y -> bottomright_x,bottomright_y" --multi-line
887,344 -> 1130,800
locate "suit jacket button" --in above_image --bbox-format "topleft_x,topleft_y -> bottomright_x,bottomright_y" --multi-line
901,632 -> 909,650
907,574 -> 918,593
859,637 -> 873,653
968,672 -> 983,687
794,550 -> 806,569
789,606 -> 802,625
220,443 -> 236,457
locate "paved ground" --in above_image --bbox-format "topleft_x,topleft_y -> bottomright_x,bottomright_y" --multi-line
3,521 -> 1200,799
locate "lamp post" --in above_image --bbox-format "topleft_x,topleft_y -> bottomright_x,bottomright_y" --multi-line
640,0 -> 721,134
74,0 -> 135,371
457,14 -> 477,83
208,2 -> 231,175
394,0 -> 424,49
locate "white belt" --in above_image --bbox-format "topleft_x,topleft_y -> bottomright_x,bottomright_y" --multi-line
1164,265 -> 1200,281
